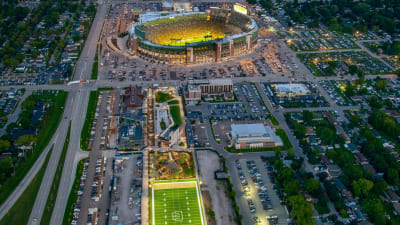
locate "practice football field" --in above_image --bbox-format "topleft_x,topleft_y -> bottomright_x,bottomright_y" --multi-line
152,181 -> 204,225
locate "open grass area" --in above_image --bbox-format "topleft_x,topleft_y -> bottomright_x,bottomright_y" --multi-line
0,146 -> 53,225
156,91 -> 173,103
62,157 -> 88,225
91,50 -> 98,80
169,105 -> 182,127
275,128 -> 292,150
168,100 -> 179,105
268,114 -> 279,126
152,180 -> 204,225
80,91 -> 99,151
97,87 -> 113,91
40,122 -> 71,225
0,91 -> 68,206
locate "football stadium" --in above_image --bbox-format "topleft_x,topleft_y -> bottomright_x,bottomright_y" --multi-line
151,179 -> 205,225
128,5 -> 258,65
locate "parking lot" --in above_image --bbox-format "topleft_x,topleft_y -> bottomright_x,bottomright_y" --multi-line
298,51 -> 392,76
263,82 -> 329,108
230,158 -> 289,225
109,154 -> 143,225
278,29 -> 360,52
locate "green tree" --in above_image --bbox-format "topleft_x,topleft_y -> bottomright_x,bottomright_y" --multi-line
303,110 -> 313,124
304,178 -> 320,194
352,178 -> 374,198
362,198 -> 386,225
288,194 -> 315,225
15,134 -> 36,147
375,79 -> 387,90
0,140 -> 11,153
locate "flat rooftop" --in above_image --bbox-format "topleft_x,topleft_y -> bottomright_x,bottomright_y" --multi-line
273,83 -> 310,94
231,123 -> 269,137
188,78 -> 233,86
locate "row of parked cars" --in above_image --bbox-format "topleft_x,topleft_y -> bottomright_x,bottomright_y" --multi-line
91,157 -> 107,202
246,160 -> 274,212
70,159 -> 89,225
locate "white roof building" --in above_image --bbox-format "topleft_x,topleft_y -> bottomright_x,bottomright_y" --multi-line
231,123 -> 283,149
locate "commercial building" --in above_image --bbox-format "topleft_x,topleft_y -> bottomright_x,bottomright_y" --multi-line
230,123 -> 283,149
187,79 -> 233,101
271,83 -> 310,97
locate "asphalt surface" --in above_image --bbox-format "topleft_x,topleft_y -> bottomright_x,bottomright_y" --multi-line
49,3 -> 109,225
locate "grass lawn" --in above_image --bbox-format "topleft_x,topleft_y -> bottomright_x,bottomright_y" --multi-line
156,91 -> 173,103
40,122 -> 71,225
0,146 -> 53,225
268,114 -> 279,126
62,157 -> 88,225
80,91 -> 99,151
275,128 -> 292,150
97,87 -> 113,91
168,100 -> 179,105
91,51 -> 98,80
0,91 -> 68,206
152,181 -> 204,225
169,105 -> 182,126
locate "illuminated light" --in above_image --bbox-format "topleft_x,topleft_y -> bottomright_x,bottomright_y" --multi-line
234,4 -> 247,15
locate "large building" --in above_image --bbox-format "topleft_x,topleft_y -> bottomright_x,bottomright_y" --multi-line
271,83 -> 310,97
187,79 -> 233,101
231,123 -> 283,149
128,6 -> 258,65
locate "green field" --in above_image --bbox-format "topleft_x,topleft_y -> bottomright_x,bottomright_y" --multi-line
169,105 -> 182,127
152,181 -> 204,225
80,91 -> 99,151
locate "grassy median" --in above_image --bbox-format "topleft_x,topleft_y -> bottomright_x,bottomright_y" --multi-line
0,146 -> 53,225
40,122 -> 71,225
62,157 -> 88,225
80,91 -> 99,151
91,50 -> 98,80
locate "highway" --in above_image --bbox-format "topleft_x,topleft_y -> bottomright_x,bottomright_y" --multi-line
49,3 -> 109,225
20,2 -> 108,225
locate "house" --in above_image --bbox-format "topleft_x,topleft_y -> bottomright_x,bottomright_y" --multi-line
340,132 -> 351,144
323,111 -> 338,125
354,152 -> 368,164
326,164 -> 342,179
320,155 -> 331,166
385,189 -> 400,203
384,109 -> 400,119
306,135 -> 321,145
312,112 -> 324,121
362,163 -> 377,177
305,126 -> 316,136
290,112 -> 303,123
393,203 -> 400,215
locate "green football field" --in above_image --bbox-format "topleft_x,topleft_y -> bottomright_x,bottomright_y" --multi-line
152,183 -> 204,225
